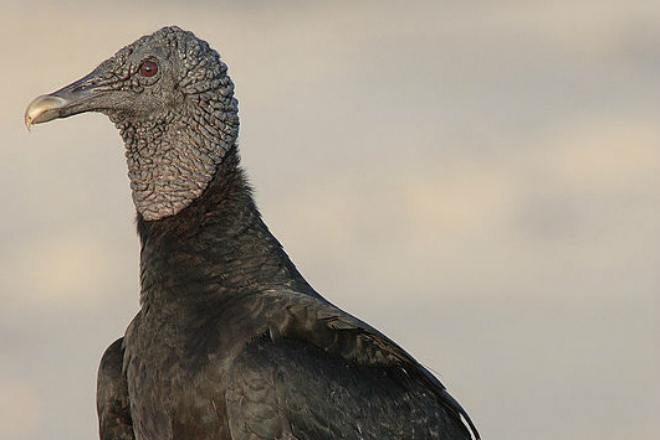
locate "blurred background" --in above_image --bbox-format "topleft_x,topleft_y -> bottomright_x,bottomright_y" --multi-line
1,1 -> 658,439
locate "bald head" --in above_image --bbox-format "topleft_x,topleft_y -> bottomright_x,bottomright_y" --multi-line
26,26 -> 240,220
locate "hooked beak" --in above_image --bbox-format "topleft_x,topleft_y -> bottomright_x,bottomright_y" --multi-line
25,70 -> 104,131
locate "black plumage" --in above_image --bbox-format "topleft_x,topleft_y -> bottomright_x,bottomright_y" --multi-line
25,26 -> 479,440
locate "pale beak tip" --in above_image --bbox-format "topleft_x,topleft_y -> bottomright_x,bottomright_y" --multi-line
24,94 -> 68,132
25,114 -> 33,132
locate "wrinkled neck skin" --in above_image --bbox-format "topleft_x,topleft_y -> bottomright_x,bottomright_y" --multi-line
117,109 -> 233,221
112,80 -> 316,308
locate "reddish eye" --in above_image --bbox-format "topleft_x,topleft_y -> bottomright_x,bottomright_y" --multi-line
139,60 -> 159,77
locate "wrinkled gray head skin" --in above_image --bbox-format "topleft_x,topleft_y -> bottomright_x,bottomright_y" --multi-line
25,26 -> 239,220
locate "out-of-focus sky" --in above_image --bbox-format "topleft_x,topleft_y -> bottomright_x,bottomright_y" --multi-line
1,1 -> 658,439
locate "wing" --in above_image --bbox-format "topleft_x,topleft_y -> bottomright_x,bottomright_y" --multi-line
97,338 -> 134,440
226,290 -> 479,440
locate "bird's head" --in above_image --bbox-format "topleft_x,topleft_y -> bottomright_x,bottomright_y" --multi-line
25,26 -> 240,221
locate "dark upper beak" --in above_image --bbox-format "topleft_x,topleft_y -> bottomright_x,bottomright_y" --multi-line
25,70 -> 104,131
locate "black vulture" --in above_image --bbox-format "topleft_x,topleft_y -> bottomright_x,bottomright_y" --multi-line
25,26 -> 480,440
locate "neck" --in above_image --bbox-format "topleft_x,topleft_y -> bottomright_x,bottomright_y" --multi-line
136,148 -> 316,307
119,111 -> 233,221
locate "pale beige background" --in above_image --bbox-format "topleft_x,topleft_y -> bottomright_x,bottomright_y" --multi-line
1,1 -> 658,439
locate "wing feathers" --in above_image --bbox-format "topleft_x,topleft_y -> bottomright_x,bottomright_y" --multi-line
228,290 -> 479,440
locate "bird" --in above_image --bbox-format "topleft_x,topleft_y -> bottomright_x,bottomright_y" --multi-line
25,26 -> 480,440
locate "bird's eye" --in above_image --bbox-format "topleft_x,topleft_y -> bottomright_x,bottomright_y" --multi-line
139,60 -> 159,77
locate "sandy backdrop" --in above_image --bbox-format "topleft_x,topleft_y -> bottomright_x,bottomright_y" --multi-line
1,1 -> 658,439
